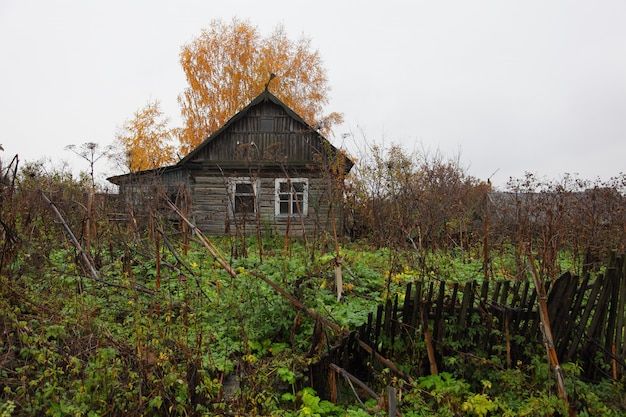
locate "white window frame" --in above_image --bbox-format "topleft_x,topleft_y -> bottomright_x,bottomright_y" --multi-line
275,178 -> 308,217
229,177 -> 260,217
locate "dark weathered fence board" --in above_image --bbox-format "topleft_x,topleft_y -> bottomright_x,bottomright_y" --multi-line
432,282 -> 445,344
566,273 -> 604,360
616,258 -> 626,360
500,280 -> 511,305
352,255 -> 625,383
493,281 -> 502,305
588,274 -> 611,348
390,295 -> 399,355
605,261 -> 621,363
456,281 -> 474,339
310,254 -> 626,406
480,280 -> 489,303
560,273 -> 588,360
402,282 -> 413,326
410,281 -> 423,329
519,280 -> 531,308
550,273 -> 578,354
509,281 -> 521,310
374,304 -> 383,350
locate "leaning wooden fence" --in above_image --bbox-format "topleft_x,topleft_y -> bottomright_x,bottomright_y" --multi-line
330,253 -> 626,386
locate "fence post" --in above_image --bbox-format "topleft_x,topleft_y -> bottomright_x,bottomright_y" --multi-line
527,250 -> 569,405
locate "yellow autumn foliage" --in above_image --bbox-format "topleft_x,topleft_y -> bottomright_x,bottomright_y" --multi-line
177,17 -> 342,155
116,100 -> 177,172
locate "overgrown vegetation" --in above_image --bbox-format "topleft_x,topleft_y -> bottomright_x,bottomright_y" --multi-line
1,148 -> 626,416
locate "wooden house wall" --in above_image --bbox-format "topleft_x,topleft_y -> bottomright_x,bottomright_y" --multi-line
116,168 -> 190,215
189,171 -> 339,237
109,94 -> 350,237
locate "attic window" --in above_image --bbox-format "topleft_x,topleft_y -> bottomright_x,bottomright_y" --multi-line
260,117 -> 274,132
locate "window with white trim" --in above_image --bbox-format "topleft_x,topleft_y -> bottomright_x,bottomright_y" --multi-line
275,178 -> 308,217
229,177 -> 259,216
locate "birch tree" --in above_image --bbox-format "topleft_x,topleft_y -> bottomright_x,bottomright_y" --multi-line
178,18 -> 342,154
116,100 -> 176,172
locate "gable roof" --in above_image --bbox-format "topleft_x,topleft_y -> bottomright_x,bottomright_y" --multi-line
178,89 -> 337,167
108,89 -> 352,186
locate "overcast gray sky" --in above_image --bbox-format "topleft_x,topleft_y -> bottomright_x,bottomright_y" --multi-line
1,0 -> 625,188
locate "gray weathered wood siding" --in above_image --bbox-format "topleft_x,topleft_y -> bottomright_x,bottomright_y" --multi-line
113,167 -> 189,211
191,101 -> 324,164
189,171 -> 338,237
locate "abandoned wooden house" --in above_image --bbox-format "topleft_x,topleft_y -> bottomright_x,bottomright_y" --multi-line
107,89 -> 353,237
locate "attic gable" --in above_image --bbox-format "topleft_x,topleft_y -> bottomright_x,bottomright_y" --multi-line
178,90 -> 316,165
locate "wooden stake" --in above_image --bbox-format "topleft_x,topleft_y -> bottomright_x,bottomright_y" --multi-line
155,221 -> 161,290
612,343 -> 617,381
527,250 -> 569,405
421,304 -> 438,375
329,367 -> 337,404
505,311 -> 511,368
387,386 -> 397,417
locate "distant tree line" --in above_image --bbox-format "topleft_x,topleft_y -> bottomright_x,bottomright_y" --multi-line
344,143 -> 626,279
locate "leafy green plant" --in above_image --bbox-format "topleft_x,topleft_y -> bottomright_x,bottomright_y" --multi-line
0,400 -> 15,417
296,388 -> 344,417
2,229 -> 625,416
418,372 -> 470,412
462,393 -> 497,417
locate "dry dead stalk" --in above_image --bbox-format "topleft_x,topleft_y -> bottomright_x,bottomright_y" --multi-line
527,249 -> 570,406
41,191 -> 153,295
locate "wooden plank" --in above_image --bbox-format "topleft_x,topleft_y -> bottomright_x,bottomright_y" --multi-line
421,303 -> 438,375
480,299 -> 494,352
546,273 -> 565,322
604,264 -> 620,360
566,273 -> 605,360
390,295 -> 399,355
383,298 -> 393,337
500,280 -> 511,305
492,281 -> 502,305
519,280 -> 531,307
410,281 -> 423,330
588,274 -> 612,343
510,280 -> 531,331
616,257 -> 626,368
388,387 -> 397,417
427,281 -> 435,307
548,273 -> 577,352
559,273 -> 590,361
432,281 -> 446,344
449,282 -> 460,317
510,281 -> 522,307
480,280 -> 490,304
364,311 -> 374,345
402,282 -> 413,325
457,281 -> 475,340
374,304 -> 383,351
521,288 -> 538,338
586,272 -> 613,380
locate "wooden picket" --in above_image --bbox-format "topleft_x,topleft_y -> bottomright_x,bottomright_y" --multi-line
351,253 -> 626,382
